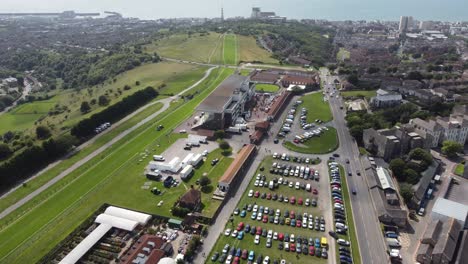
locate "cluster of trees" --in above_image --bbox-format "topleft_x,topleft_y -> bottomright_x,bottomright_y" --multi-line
389,148 -> 433,184
441,140 -> 463,159
71,87 -> 158,139
346,103 -> 426,142
0,95 -> 15,111
0,49 -> 158,90
0,134 -> 77,192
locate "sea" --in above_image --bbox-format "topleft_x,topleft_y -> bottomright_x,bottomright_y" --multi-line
3,0 -> 468,22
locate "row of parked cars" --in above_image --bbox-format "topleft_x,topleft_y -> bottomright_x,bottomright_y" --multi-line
270,162 -> 320,181
248,189 -> 318,207
293,127 -> 328,144
212,243 -> 284,264
328,162 -> 353,264
94,122 -> 111,134
272,153 -> 317,164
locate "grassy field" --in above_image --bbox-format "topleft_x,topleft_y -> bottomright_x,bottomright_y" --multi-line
454,163 -> 464,176
0,102 -> 162,213
208,156 -> 327,264
330,165 -> 361,264
0,68 -> 235,263
300,93 -> 333,123
255,84 -> 280,93
0,62 -> 206,135
147,32 -> 224,63
283,128 -> 339,154
337,48 -> 350,62
341,90 -> 377,100
224,34 -> 238,65
238,35 -> 278,64
239,69 -> 253,76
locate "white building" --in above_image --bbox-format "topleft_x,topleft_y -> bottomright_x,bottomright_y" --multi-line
399,16 -> 414,33
410,114 -> 468,147
370,89 -> 403,108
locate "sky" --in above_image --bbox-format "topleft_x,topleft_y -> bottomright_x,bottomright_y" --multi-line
0,0 -> 467,22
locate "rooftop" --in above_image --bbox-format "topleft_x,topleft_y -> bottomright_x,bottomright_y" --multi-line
197,75 -> 248,113
432,198 -> 468,223
376,167 -> 396,191
219,144 -> 256,184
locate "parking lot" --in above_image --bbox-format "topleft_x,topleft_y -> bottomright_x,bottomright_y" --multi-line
208,154 -> 335,264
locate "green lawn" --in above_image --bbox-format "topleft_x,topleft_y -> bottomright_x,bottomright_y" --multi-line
283,128 -> 339,154
208,156 -> 327,264
340,90 -> 377,100
255,84 -> 280,93
238,35 -> 278,64
0,62 -> 206,136
224,34 -> 238,65
240,69 -> 252,76
454,164 -> 464,176
337,48 -> 350,62
0,68 -> 235,264
330,165 -> 362,264
146,32 -> 224,63
300,93 -> 333,123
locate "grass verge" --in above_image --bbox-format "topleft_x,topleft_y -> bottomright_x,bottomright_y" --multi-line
300,93 -> 333,123
454,163 -> 464,176
283,128 -> 339,154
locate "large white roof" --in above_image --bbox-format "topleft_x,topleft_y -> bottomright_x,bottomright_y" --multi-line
59,206 -> 152,264
59,224 -> 112,264
432,197 -> 468,223
376,167 -> 396,191
104,206 -> 151,225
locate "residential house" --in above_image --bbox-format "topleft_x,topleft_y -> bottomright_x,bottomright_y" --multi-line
370,89 -> 403,108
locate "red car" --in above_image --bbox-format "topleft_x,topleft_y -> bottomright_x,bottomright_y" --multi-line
290,196 -> 296,204
233,256 -> 240,264
296,220 -> 302,227
290,211 -> 296,219
278,233 -> 284,241
241,249 -> 248,259
256,226 -> 262,235
309,246 -> 315,256
263,215 -> 268,223
237,222 -> 244,231
313,189 -> 318,195
266,193 -> 272,200
254,191 -> 260,198
298,198 -> 303,205
334,199 -> 343,204
290,243 -> 296,252
293,139 -> 300,144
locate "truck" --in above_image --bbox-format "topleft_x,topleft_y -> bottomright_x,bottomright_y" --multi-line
180,165 -> 194,181
226,126 -> 242,134
191,153 -> 203,167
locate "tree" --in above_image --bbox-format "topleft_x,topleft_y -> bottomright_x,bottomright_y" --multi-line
389,158 -> 406,181
0,143 -> 12,160
199,176 -> 211,186
400,183 -> 414,204
80,101 -> 91,113
347,74 -> 359,85
219,140 -> 230,150
214,130 -> 225,139
98,95 -> 110,106
135,81 -> 140,86
442,140 -> 463,159
36,125 -> 51,140
406,71 -> 423,81
409,148 -> 433,170
404,169 -> 420,184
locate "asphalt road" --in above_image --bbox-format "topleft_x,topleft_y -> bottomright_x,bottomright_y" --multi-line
322,72 -> 390,264
0,67 -> 217,219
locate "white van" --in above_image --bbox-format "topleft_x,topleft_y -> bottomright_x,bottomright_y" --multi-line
153,155 -> 165,161
306,184 -> 311,192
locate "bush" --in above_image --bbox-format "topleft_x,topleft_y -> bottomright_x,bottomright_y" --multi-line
98,95 -> 110,106
0,143 -> 12,160
171,206 -> 190,218
36,125 -> 51,140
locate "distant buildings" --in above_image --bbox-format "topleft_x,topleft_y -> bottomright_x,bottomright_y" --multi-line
399,16 -> 414,33
370,89 -> 403,108
251,7 -> 286,22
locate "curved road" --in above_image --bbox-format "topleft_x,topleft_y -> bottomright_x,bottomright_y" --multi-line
0,66 -> 217,219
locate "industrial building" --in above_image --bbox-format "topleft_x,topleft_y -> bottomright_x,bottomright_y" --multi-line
370,89 -> 403,108
431,198 -> 468,226
195,75 -> 255,130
